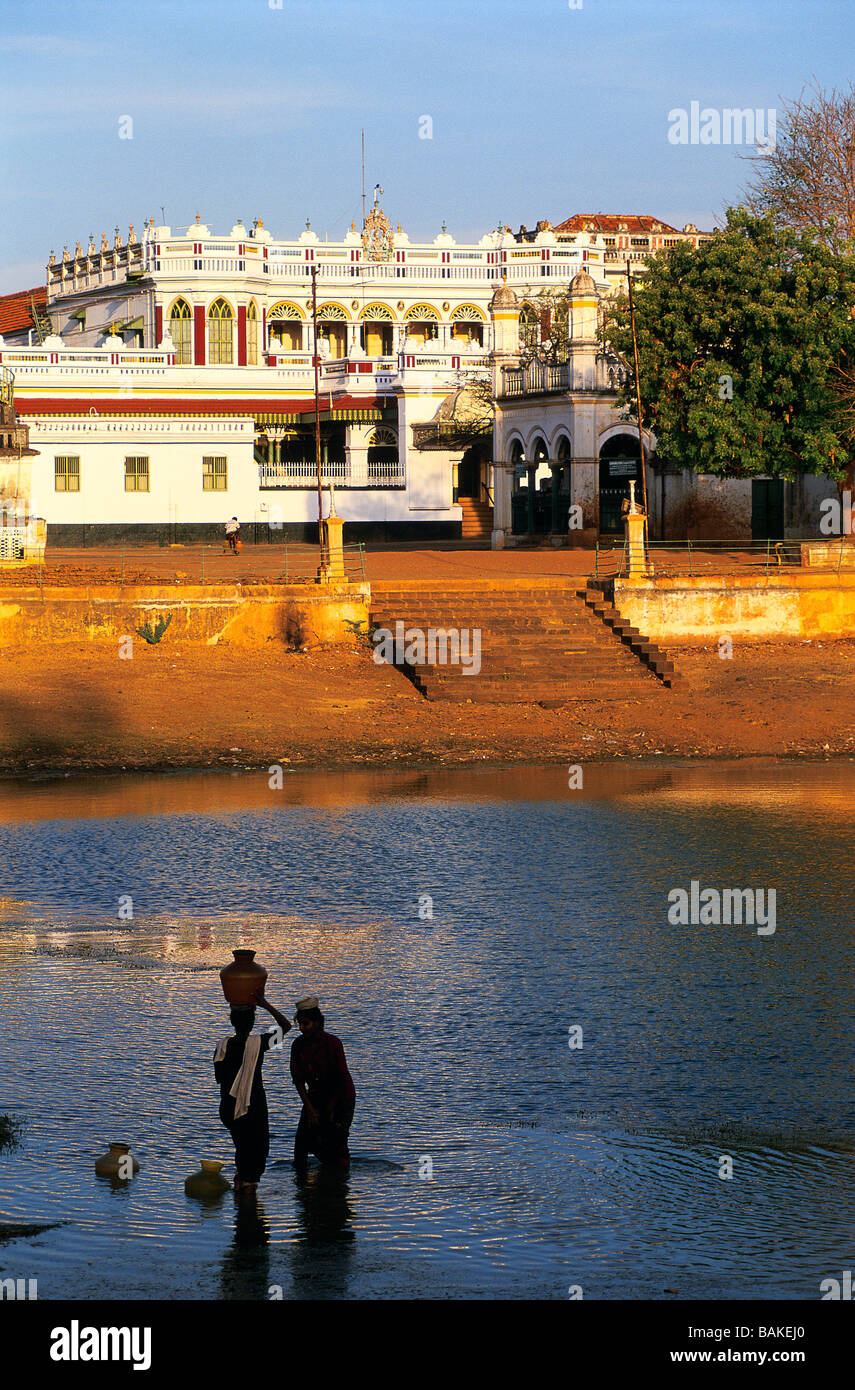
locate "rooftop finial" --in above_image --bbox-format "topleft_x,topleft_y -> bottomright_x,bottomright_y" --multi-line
195,211 -> 200,224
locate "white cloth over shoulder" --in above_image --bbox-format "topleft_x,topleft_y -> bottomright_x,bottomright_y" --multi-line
214,1033 -> 262,1120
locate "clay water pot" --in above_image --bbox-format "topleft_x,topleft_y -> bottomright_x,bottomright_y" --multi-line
220,949 -> 268,1007
185,1159 -> 230,1200
95,1142 -> 140,1179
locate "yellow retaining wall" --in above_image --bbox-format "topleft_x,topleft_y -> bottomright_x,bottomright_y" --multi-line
0,583 -> 370,648
613,573 -> 855,643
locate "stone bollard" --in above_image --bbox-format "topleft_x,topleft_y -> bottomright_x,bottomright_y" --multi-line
317,484 -> 346,584
323,514 -> 346,580
623,480 -> 648,578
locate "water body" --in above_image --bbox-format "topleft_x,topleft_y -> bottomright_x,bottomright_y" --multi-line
0,760 -> 853,1301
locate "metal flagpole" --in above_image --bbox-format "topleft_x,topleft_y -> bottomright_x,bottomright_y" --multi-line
626,260 -> 648,519
311,264 -> 327,570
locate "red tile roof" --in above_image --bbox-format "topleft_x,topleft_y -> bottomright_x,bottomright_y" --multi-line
0,286 -> 47,336
554,214 -> 682,235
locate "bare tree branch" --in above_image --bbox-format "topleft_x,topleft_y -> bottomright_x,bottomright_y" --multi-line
741,79 -> 855,251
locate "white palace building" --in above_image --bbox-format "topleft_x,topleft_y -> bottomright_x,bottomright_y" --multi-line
6,202 -> 820,548
0,204 -> 626,546
0,198 -> 703,544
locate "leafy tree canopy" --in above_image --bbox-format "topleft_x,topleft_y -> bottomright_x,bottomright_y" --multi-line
608,207 -> 855,483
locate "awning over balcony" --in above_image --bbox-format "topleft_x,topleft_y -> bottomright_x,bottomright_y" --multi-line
255,406 -> 393,426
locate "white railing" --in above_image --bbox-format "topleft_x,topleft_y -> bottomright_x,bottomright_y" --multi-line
44,238 -> 608,303
258,458 -> 405,488
0,345 -> 172,367
500,356 -> 628,398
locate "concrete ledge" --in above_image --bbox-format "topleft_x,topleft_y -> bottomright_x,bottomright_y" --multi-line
0,582 -> 371,648
614,573 -> 855,642
801,539 -> 855,568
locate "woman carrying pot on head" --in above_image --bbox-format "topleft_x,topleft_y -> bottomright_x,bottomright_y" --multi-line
289,997 -> 356,1172
214,995 -> 290,1192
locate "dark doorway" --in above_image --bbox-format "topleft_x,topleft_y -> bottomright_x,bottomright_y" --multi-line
751,478 -> 784,540
457,447 -> 481,499
599,434 -> 642,533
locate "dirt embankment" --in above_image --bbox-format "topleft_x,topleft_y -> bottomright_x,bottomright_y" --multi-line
1,635 -> 854,775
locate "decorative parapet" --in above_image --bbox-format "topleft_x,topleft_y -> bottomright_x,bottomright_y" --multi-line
499,354 -> 628,398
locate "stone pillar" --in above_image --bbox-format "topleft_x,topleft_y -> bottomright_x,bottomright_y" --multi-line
624,481 -> 648,577
319,487 -> 345,583
322,515 -> 345,579
491,461 -> 513,549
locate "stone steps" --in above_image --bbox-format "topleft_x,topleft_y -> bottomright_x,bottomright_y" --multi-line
367,580 -> 677,701
458,497 -> 494,540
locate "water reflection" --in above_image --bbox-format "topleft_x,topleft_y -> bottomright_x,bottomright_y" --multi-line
0,759 -> 854,1299
291,1168 -> 356,1301
219,1194 -> 271,1302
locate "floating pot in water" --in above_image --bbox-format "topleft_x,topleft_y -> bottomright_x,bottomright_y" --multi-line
185,1159 -> 231,1200
220,949 -> 268,1007
95,1142 -> 139,1179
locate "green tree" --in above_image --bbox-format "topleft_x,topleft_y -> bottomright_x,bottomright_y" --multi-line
608,208 -> 855,493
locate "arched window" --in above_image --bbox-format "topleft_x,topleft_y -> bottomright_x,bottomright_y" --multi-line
404,303 -> 439,344
367,426 -> 399,479
208,299 -> 233,365
359,303 -> 394,356
169,299 -> 192,364
268,301 -> 303,352
316,303 -> 349,359
247,301 -> 258,366
450,304 -> 485,347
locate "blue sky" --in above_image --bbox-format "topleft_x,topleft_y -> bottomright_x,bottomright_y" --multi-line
0,0 -> 852,291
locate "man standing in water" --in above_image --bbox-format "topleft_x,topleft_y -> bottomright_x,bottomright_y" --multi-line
214,995 -> 290,1192
290,997 -> 356,1172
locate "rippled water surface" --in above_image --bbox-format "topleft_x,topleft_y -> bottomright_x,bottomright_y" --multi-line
1,761 -> 854,1299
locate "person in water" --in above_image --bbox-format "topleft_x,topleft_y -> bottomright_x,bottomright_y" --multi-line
214,994 -> 290,1192
290,997 -> 356,1172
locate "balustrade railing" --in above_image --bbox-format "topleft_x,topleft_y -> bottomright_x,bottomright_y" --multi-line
258,458 -> 405,489
0,345 -> 173,368
500,356 -> 628,398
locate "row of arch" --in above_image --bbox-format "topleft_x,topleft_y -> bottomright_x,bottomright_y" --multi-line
505,424 -> 649,463
166,297 -> 487,364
